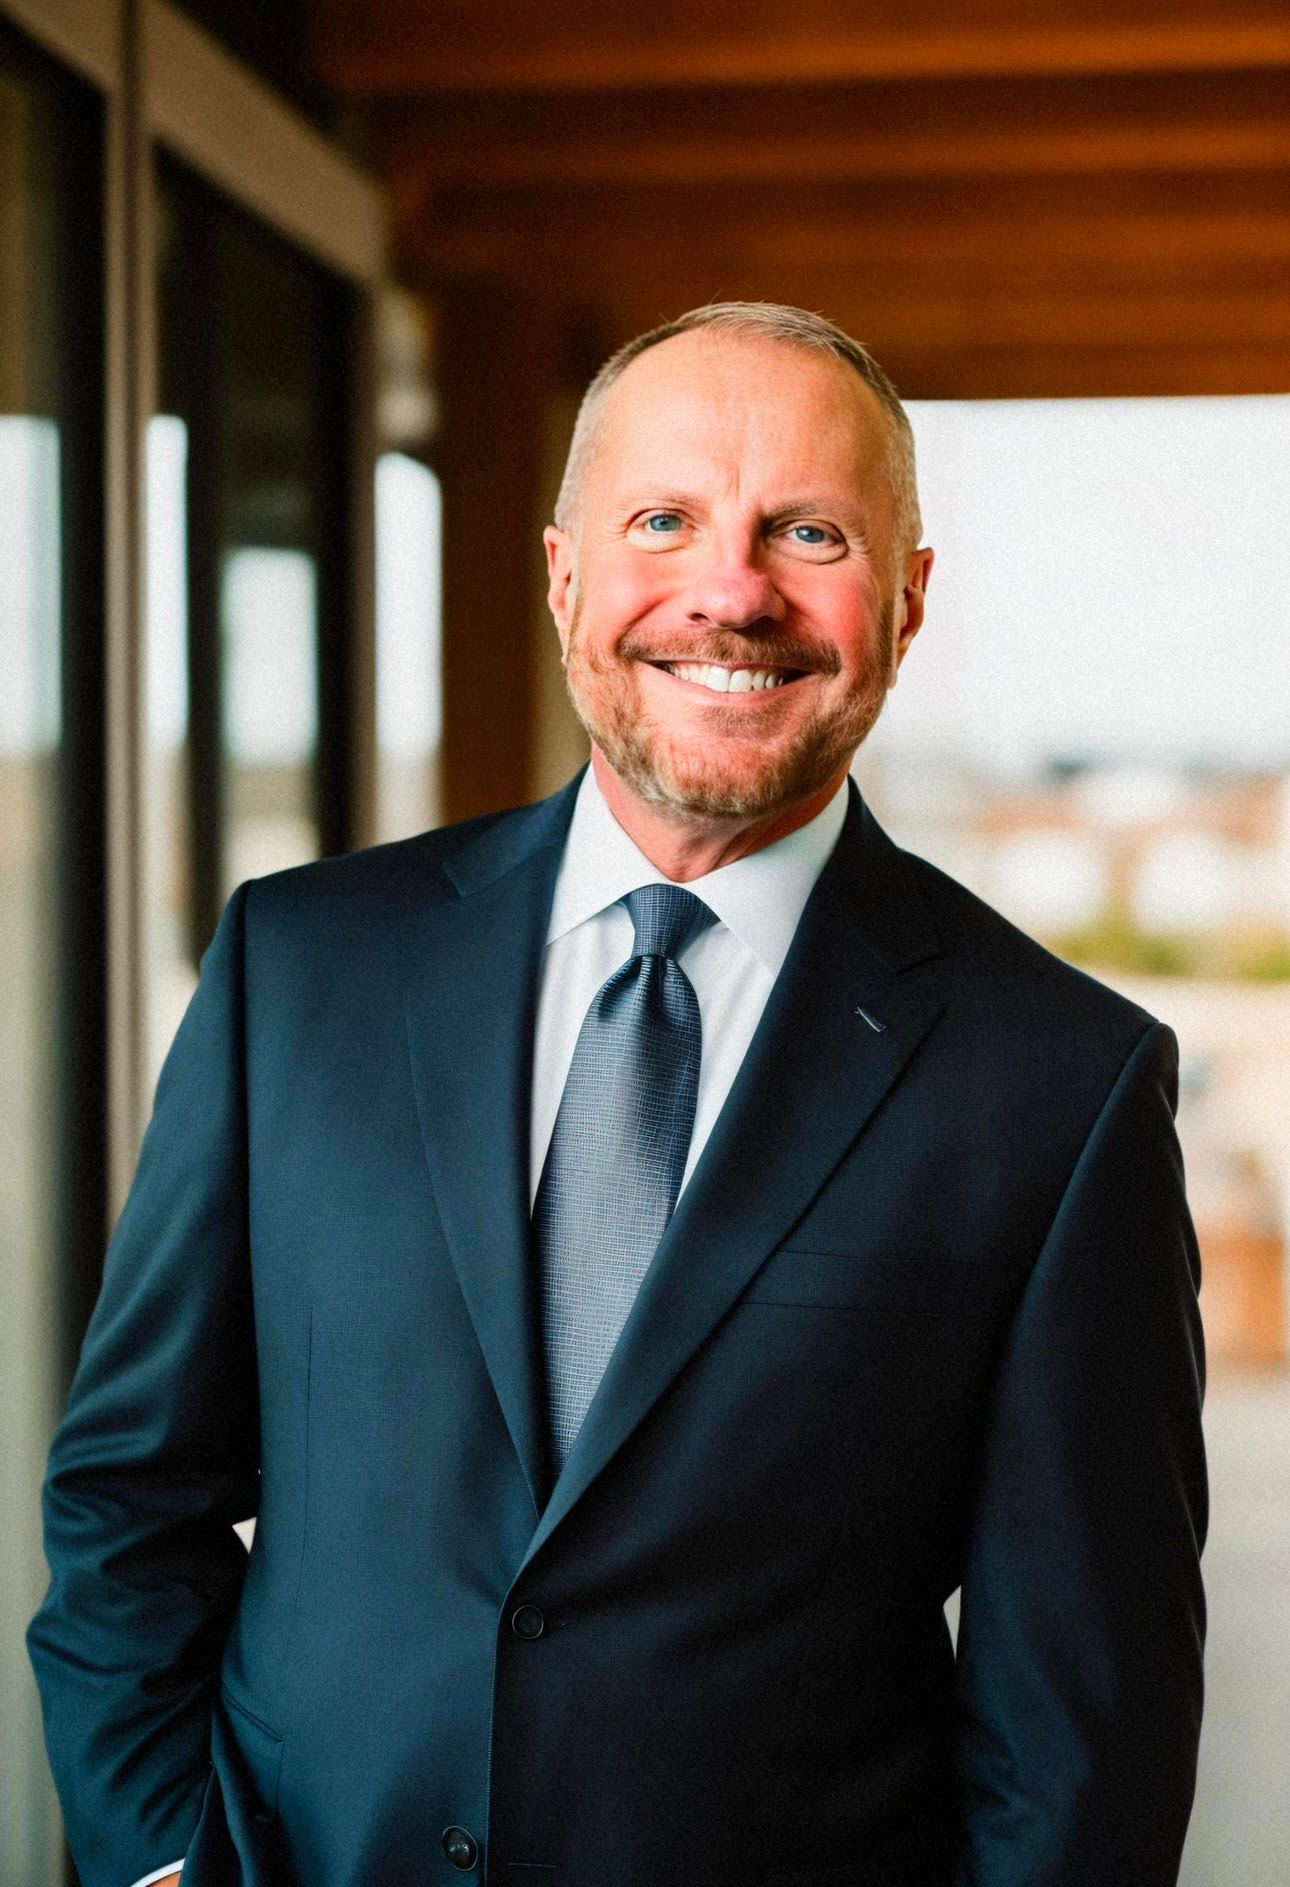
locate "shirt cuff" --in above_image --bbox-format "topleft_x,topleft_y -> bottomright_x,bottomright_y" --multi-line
129,1863 -> 184,1887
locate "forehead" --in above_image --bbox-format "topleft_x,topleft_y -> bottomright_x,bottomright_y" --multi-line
592,329 -> 891,502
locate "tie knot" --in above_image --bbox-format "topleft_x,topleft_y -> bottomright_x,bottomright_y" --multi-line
622,883 -> 716,961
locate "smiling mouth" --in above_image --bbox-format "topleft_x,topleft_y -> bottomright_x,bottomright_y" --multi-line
648,660 -> 810,695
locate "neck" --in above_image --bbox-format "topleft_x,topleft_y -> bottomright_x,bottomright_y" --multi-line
589,749 -> 848,883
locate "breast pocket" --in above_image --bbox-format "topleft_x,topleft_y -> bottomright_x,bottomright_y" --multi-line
742,1246 -> 976,1315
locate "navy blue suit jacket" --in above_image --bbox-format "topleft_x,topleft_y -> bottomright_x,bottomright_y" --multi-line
30,771 -> 1207,1887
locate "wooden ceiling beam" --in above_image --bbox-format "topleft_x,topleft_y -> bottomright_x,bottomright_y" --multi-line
401,240 -> 1290,380
869,343 -> 1290,398
403,160 -> 1290,235
323,7 -> 1290,403
432,283 -> 1290,354
315,11 -> 1290,96
403,195 -> 1290,282
409,245 -> 1290,318
402,204 -> 1290,346
386,115 -> 1290,193
378,70 -> 1290,190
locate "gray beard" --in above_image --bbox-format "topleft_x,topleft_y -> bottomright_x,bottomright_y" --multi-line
562,597 -> 896,821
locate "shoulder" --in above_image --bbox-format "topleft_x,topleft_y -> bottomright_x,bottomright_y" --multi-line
895,841 -> 1167,1072
231,806 -> 521,941
228,770 -> 585,952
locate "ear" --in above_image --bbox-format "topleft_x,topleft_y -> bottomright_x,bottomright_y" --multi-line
891,545 -> 933,681
544,525 -> 576,655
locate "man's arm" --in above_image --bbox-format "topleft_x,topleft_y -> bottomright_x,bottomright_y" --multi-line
28,886 -> 259,1887
953,1020 -> 1207,1886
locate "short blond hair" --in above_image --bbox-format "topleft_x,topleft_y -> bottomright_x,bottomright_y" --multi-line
554,300 -> 922,553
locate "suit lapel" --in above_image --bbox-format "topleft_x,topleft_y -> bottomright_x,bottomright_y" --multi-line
518,781 -> 946,1572
399,774 -> 583,1518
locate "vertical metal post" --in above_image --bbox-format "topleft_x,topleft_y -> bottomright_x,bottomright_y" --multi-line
103,0 -> 153,1210
345,284 -> 379,851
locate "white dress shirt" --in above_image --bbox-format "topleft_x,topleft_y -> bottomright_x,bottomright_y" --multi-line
530,765 -> 849,1207
131,766 -> 847,1887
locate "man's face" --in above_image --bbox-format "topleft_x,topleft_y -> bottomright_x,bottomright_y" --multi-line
544,331 -> 931,823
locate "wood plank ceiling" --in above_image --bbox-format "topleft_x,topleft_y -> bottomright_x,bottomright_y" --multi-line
314,0 -> 1290,397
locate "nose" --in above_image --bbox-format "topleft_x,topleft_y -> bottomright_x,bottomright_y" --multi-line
682,539 -> 787,633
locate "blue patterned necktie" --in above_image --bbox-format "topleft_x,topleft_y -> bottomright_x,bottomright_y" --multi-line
535,883 -> 718,1474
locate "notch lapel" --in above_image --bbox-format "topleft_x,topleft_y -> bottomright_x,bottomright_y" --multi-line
399,775 -> 583,1518
519,783 -> 946,1573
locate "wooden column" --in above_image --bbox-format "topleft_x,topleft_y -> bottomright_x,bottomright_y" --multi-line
435,278 -> 561,824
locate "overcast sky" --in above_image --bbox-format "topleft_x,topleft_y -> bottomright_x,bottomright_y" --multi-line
871,397 -> 1290,777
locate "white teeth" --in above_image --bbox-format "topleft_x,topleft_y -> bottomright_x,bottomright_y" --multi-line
665,663 -> 788,693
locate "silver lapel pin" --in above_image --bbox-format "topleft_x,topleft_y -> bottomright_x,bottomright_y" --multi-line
853,1005 -> 886,1032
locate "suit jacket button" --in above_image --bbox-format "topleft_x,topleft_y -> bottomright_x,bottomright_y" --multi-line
510,1602 -> 545,1639
442,1826 -> 479,1870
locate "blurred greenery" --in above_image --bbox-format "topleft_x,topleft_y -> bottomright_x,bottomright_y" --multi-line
1047,904 -> 1290,981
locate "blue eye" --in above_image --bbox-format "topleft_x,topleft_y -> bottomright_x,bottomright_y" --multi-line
789,524 -> 830,544
644,513 -> 683,533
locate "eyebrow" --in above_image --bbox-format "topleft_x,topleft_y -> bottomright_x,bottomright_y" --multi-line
765,495 -> 872,533
615,489 -> 705,514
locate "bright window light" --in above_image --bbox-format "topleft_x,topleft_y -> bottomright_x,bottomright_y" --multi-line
221,547 -> 318,765
884,397 -> 1290,777
375,451 -> 442,837
0,419 -> 61,755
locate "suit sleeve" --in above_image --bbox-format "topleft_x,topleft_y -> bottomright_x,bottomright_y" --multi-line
28,884 -> 259,1887
952,1020 -> 1208,1887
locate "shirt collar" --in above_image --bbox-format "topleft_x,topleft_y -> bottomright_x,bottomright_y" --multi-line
545,763 -> 850,979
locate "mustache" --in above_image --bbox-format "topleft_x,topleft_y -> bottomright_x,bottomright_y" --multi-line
618,632 -> 840,675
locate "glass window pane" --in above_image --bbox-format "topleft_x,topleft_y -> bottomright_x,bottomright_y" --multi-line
222,544 -> 319,881
375,450 -> 441,840
150,156 -> 354,1081
145,412 -> 197,1068
0,410 -> 64,1887
0,25 -> 103,1884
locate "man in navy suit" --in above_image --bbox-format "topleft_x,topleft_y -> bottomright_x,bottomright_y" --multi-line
30,303 -> 1206,1887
